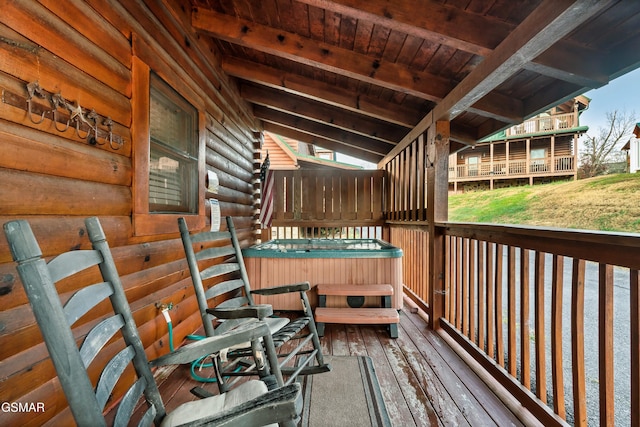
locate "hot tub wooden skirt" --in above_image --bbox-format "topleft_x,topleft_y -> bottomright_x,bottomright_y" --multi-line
244,256 -> 403,310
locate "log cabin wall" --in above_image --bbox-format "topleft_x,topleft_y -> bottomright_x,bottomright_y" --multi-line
0,1 -> 260,425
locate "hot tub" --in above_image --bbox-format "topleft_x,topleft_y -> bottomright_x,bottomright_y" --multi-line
242,239 -> 403,310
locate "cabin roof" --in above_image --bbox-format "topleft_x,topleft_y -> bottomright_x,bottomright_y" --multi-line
263,132 -> 362,170
190,0 -> 640,165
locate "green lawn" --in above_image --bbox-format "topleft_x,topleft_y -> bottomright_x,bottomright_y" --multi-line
448,173 -> 640,233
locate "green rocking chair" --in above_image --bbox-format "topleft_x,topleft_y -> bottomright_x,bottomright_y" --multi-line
178,216 -> 331,393
4,217 -> 301,427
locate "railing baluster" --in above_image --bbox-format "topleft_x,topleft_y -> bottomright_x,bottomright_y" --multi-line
572,258 -> 587,426
462,238 -> 469,336
469,239 -> 476,342
535,252 -> 547,403
551,254 -> 566,419
486,242 -> 495,359
631,269 -> 640,427
599,263 -> 614,426
520,248 -> 531,389
445,235 -> 451,321
456,237 -> 463,330
495,244 -> 504,367
508,246 -> 517,376
478,241 -> 485,351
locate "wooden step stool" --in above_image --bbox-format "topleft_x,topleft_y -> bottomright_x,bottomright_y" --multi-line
315,284 -> 399,338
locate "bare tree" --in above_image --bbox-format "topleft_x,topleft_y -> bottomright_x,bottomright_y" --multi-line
579,109 -> 637,178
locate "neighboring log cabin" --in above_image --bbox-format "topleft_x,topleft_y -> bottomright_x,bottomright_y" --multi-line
449,96 -> 589,192
260,131 -> 362,170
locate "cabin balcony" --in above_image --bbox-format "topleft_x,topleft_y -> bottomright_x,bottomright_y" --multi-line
447,110 -> 584,192
449,156 -> 576,181
504,112 -> 579,138
1,170 -> 638,427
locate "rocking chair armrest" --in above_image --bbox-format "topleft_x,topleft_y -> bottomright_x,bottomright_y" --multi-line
149,321 -> 271,367
251,281 -> 311,296
207,304 -> 273,320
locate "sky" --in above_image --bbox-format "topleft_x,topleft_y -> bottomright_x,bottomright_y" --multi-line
336,67 -> 640,168
578,67 -> 639,134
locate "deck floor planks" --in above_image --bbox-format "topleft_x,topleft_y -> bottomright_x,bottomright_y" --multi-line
358,323 -> 419,426
393,311 -> 471,426
345,322 -> 369,356
328,322 -> 351,356
110,303 -> 526,426
377,319 -> 442,426
402,308 -> 525,426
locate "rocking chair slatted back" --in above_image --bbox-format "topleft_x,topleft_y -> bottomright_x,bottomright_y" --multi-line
4,218 -> 164,426
178,216 -> 331,393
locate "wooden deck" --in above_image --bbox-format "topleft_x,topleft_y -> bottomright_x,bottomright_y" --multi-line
132,297 -> 535,427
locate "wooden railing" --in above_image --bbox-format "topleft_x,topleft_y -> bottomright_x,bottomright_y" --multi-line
270,169 -> 385,226
506,112 -> 578,136
449,156 -> 575,180
390,222 -> 640,426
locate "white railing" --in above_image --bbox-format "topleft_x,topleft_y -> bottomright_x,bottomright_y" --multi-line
506,112 -> 577,136
449,156 -> 575,180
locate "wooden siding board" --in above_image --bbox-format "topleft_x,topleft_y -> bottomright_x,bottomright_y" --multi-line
1,0 -> 131,96
1,169 -> 131,216
0,24 -> 131,127
0,121 -> 131,186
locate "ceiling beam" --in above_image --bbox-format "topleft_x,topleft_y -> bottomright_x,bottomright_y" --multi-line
253,105 -> 394,155
227,59 -> 488,147
192,7 -> 447,101
435,0 -> 613,121
263,122 -> 383,163
223,57 -> 425,127
240,83 -> 409,144
522,80 -> 586,118
295,0 -> 506,57
299,0 -> 610,88
380,0 -> 615,167
193,7 -> 522,123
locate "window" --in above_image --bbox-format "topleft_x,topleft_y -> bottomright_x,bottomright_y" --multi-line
149,73 -> 198,213
131,54 -> 205,236
466,156 -> 479,176
531,148 -> 547,172
531,148 -> 546,159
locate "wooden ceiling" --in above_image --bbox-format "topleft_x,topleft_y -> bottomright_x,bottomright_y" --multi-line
189,0 -> 640,165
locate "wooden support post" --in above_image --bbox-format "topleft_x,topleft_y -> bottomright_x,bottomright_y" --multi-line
490,143 -> 494,190
427,120 -> 449,330
506,140 -> 510,175
551,135 -> 556,173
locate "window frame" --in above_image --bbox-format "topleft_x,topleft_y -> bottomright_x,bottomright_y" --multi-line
466,155 -> 480,176
131,55 -> 206,236
148,72 -> 199,214
530,148 -> 547,160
